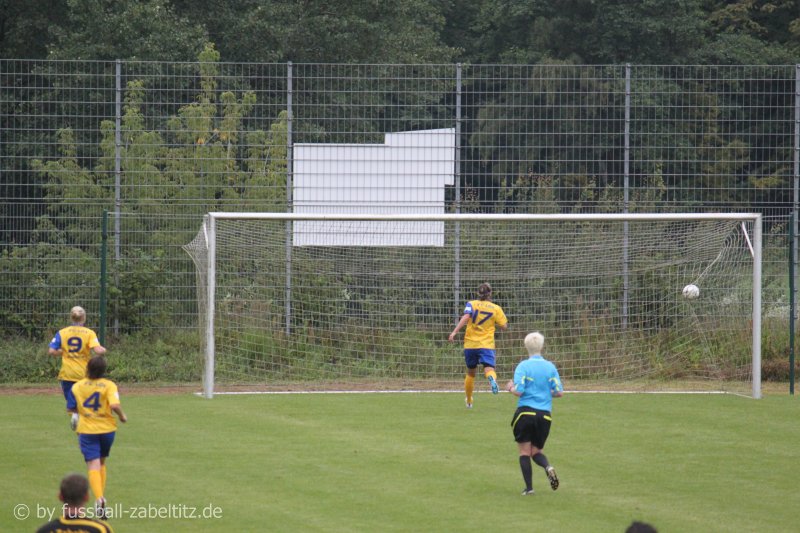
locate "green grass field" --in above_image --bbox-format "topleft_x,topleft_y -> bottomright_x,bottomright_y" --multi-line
2,390 -> 798,532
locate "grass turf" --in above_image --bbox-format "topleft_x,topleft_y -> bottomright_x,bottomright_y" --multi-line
1,391 -> 798,532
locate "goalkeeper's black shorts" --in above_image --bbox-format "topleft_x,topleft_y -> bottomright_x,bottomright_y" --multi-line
511,406 -> 552,449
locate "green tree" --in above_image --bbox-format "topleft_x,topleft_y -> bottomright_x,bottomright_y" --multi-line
705,0 -> 800,49
30,128 -> 108,244
450,0 -> 708,64
13,43 -> 288,335
85,43 -> 289,247
468,63 -> 625,206
49,0 -> 206,60
170,0 -> 457,63
691,0 -> 798,63
0,0 -> 68,58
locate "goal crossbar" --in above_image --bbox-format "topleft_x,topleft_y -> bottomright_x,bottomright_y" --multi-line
209,212 -> 762,222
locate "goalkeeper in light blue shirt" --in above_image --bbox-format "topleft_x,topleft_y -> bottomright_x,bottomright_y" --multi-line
505,331 -> 563,495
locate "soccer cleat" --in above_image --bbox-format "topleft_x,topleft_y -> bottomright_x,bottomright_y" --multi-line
521,488 -> 535,496
95,497 -> 107,520
488,376 -> 499,395
546,466 -> 559,491
465,398 -> 473,409
70,413 -> 79,431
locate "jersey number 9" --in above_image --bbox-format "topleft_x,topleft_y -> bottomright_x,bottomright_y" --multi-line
67,337 -> 83,353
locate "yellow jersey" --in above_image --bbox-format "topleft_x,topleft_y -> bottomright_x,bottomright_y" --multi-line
49,325 -> 101,381
69,378 -> 120,434
462,299 -> 508,349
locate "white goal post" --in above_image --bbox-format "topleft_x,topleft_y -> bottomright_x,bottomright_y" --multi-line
185,212 -> 762,399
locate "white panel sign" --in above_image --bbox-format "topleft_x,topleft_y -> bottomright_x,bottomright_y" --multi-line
293,128 -> 455,246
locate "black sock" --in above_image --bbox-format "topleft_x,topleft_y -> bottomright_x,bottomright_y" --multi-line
532,452 -> 550,470
519,456 -> 533,490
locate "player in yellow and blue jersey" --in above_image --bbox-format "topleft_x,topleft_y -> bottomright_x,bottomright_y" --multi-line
66,356 -> 127,519
48,306 -> 107,430
448,282 -> 508,408
505,331 -> 563,495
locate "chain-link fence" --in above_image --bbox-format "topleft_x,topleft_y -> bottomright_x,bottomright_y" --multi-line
1,61 -> 796,365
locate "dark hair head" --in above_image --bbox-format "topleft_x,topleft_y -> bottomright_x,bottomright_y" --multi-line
59,473 -> 89,507
477,283 -> 492,301
86,356 -> 107,380
625,521 -> 658,533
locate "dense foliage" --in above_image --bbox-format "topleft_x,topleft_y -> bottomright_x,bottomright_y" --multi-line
2,0 -> 799,63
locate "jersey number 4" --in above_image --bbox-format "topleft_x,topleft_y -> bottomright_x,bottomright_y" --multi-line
82,392 -> 101,411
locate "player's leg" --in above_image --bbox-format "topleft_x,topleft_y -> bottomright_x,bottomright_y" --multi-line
83,454 -> 105,514
479,350 -> 499,394
484,366 -> 499,394
531,446 -> 559,490
100,459 -> 107,493
60,380 -> 79,430
98,433 -> 115,501
464,350 -> 479,407
78,435 -> 104,501
512,409 -> 536,494
464,367 -> 476,408
79,433 -> 115,519
517,442 -> 534,494
531,414 -> 558,490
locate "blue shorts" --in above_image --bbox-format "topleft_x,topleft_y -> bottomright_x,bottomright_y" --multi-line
60,381 -> 76,403
78,432 -> 116,462
464,348 -> 496,369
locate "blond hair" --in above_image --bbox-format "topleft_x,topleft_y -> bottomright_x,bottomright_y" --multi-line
70,306 -> 86,324
524,332 -> 544,355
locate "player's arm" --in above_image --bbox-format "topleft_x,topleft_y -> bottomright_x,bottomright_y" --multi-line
495,307 -> 509,332
549,372 -> 564,398
47,332 -> 63,357
88,333 -> 106,356
505,379 -> 523,397
107,385 -> 127,423
110,403 -> 127,423
448,313 -> 471,342
506,366 -> 525,397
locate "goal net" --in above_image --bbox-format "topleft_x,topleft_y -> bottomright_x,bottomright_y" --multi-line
184,213 -> 762,398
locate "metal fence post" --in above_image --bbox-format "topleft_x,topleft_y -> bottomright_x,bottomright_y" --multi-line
623,64 -> 631,329
791,64 -> 800,394
113,59 -> 122,336
99,210 -> 108,345
790,211 -> 796,394
286,61 -> 293,337
454,63 -> 462,319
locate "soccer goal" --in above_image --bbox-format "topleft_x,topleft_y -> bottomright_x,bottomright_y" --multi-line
184,213 -> 762,398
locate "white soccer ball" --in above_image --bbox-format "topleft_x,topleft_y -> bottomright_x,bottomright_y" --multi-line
682,284 -> 700,299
